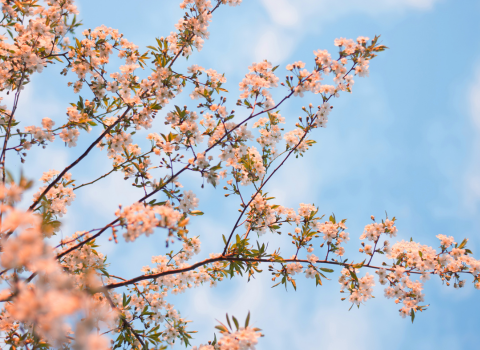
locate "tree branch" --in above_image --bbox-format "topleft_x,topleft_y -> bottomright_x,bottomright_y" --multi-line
103,254 -> 453,290
29,106 -> 132,211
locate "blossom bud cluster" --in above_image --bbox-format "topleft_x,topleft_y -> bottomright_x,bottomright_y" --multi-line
115,202 -> 184,242
23,117 -> 56,149
252,112 -> 285,155
339,270 -> 375,306
317,218 -> 350,257
338,227 -> 480,319
189,66 -> 227,99
32,170 -> 76,218
216,327 -> 262,350
245,194 -> 297,236
58,232 -> 107,279
360,218 -> 398,242
239,60 -> 279,109
0,0 -> 78,92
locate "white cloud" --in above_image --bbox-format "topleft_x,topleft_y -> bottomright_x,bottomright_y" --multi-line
260,0 -> 441,29
260,0 -> 300,28
255,0 -> 442,64
254,27 -> 296,66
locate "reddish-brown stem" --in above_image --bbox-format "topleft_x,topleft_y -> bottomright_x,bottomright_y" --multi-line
102,255 -> 467,291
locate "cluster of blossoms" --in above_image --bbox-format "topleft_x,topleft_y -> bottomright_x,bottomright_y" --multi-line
233,146 -> 265,186
107,274 -> 190,346
0,182 -> 116,349
0,211 -> 44,269
189,66 -> 227,99
315,102 -> 331,127
23,117 -> 56,149
115,202 -> 185,242
359,217 -> 397,256
277,36 -> 380,121
252,112 -> 285,155
244,193 -> 298,236
32,170 -> 76,219
283,128 -> 311,154
239,60 -> 279,109
148,132 -> 173,155
207,115 -> 253,150
379,235 -> 480,317
361,218 -> 398,241
1,262 -> 116,349
335,221 -> 480,319
0,0 -> 79,91
59,127 -> 81,147
165,108 -> 204,147
0,181 -> 22,204
216,327 -> 262,350
286,259 -> 303,276
339,270 -> 375,306
190,326 -> 261,350
59,231 -> 107,276
317,217 -> 350,257
179,190 -> 200,212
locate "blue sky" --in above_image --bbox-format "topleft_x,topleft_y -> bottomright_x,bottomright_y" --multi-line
7,0 -> 480,349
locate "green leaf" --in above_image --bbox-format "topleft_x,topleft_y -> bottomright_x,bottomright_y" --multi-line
410,309 -> 415,323
329,214 -> 336,224
352,260 -> 366,269
232,315 -> 239,330
245,311 -> 251,327
458,238 -> 468,249
349,270 -> 359,283
215,325 -> 227,335
226,314 -> 232,330
190,210 -> 204,216
320,267 -> 334,273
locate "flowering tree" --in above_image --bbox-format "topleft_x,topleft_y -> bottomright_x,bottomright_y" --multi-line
0,0 -> 478,349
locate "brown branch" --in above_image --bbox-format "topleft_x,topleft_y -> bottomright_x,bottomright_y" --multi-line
28,106 -> 132,211
1,70 -> 27,183
222,103 -> 316,254
103,289 -> 146,348
103,255 -> 453,290
73,150 -> 153,192
54,163 -> 190,260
